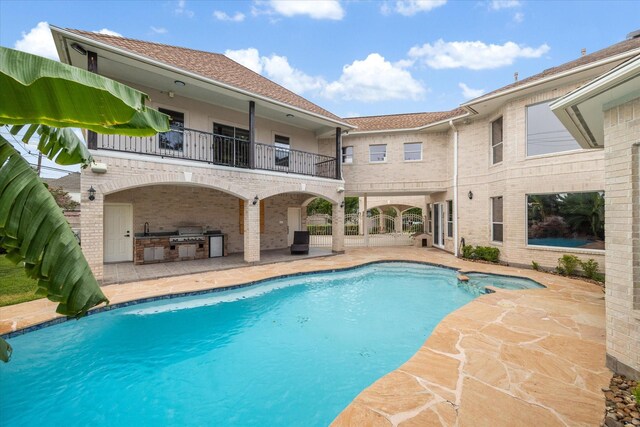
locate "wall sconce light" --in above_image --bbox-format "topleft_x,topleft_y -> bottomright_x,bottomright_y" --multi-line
71,43 -> 87,56
336,186 -> 345,193
340,201 -> 345,208
252,195 -> 259,205
88,186 -> 96,201
468,191 -> 473,200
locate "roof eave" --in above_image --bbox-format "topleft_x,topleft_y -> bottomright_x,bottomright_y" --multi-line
50,26 -> 355,130
347,111 -> 471,135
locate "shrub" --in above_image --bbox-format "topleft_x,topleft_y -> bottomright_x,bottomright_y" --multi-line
461,245 -> 500,263
557,254 -> 580,276
462,244 -> 475,259
633,385 -> 640,402
580,259 -> 599,280
531,261 -> 540,271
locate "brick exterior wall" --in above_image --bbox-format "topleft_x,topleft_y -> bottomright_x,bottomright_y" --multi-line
603,97 -> 640,379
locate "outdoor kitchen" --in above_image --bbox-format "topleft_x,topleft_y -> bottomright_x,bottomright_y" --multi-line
134,226 -> 228,265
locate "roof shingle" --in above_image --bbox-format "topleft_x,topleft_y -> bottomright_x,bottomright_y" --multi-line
65,29 -> 346,124
345,108 -> 467,132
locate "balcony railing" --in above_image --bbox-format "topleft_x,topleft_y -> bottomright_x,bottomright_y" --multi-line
96,127 -> 337,179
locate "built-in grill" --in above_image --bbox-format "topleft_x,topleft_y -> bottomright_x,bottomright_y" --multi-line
169,226 -> 206,244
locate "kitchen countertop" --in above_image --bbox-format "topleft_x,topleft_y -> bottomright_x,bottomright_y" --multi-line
134,231 -> 225,239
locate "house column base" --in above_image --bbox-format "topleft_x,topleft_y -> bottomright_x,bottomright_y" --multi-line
244,201 -> 260,263
607,353 -> 640,381
332,201 -> 345,253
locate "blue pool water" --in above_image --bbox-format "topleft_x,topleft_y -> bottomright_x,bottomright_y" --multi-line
528,237 -> 591,248
466,273 -> 545,290
0,263 -> 486,426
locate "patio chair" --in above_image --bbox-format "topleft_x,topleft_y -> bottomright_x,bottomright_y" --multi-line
290,231 -> 310,255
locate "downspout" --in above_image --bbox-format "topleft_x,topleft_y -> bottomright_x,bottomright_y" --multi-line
449,120 -> 459,257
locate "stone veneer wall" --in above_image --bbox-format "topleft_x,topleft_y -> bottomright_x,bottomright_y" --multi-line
603,97 -> 640,380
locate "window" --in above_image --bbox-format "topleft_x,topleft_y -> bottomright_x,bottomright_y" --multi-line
491,117 -> 503,164
159,108 -> 184,151
491,196 -> 503,242
404,142 -> 422,161
527,192 -> 604,249
369,144 -> 386,162
526,102 -> 581,156
342,146 -> 353,164
274,134 -> 290,167
213,122 -> 250,166
447,200 -> 453,238
427,204 -> 432,234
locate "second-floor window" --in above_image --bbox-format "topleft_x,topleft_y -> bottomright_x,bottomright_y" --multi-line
404,142 -> 422,161
342,146 -> 353,164
213,123 -> 250,167
369,144 -> 386,162
526,101 -> 581,156
274,134 -> 290,167
491,117 -> 503,164
447,200 -> 453,238
159,108 -> 184,151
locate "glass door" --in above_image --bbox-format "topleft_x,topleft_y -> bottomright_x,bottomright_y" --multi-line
433,203 -> 444,248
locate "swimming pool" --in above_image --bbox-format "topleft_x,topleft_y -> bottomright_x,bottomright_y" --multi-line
1,262 -> 506,426
528,237 -> 591,248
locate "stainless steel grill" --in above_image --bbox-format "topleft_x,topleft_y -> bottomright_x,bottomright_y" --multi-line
170,226 -> 205,244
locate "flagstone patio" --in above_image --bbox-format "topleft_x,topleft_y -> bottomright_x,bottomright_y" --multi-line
0,247 -> 609,426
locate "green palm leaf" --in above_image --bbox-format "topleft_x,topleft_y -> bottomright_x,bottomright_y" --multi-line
0,136 -> 108,361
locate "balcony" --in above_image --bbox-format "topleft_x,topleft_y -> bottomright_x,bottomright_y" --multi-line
94,127 -> 338,179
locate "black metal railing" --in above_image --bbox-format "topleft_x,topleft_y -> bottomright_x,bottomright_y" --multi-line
96,128 -> 337,179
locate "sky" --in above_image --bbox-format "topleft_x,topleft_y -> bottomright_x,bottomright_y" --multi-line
1,0 -> 638,176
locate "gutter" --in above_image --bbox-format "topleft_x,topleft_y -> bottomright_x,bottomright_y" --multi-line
449,120 -> 459,257
50,26 -> 355,130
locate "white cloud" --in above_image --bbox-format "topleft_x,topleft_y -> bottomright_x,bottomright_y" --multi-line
213,11 -> 246,22
14,21 -> 59,60
459,83 -> 485,99
490,0 -> 521,9
408,39 -> 550,70
225,48 -> 264,74
513,12 -> 524,22
257,0 -> 345,20
150,26 -> 168,34
175,0 -> 194,17
389,0 -> 447,16
95,28 -> 123,37
323,53 -> 426,102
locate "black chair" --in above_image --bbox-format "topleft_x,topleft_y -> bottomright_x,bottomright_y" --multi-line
290,231 -> 310,255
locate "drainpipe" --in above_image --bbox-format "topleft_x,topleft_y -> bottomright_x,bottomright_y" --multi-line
449,120 -> 459,257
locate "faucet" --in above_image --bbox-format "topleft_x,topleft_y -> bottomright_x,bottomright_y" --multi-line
144,222 -> 150,236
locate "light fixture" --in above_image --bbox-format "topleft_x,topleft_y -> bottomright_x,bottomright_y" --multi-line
336,186 -> 345,193
286,114 -> 294,118
252,195 -> 259,205
88,186 -> 96,201
174,80 -> 186,87
71,43 -> 87,56
340,201 -> 345,208
468,191 -> 473,200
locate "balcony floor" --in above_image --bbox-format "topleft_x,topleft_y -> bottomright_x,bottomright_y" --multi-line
102,247 -> 334,285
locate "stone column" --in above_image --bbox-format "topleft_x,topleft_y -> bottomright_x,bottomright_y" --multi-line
243,200 -> 261,263
394,207 -> 402,233
81,171 -> 104,281
332,200 -> 345,253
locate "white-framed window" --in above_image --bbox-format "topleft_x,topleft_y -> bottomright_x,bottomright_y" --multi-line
213,122 -> 249,166
447,200 -> 453,238
491,196 -> 503,242
342,146 -> 353,164
158,108 -> 184,151
274,134 -> 290,167
526,101 -> 581,156
427,204 -> 432,234
369,144 -> 387,162
491,117 -> 503,164
404,142 -> 422,161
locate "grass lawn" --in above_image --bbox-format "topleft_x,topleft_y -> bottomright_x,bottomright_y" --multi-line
0,254 -> 42,306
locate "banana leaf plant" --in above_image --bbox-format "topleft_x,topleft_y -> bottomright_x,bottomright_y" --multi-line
0,47 -> 169,362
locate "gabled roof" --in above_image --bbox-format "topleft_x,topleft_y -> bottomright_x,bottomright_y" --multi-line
345,108 -> 467,132
64,29 -> 347,125
42,172 -> 81,192
465,35 -> 640,106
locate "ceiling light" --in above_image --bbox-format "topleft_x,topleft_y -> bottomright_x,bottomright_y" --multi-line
174,80 -> 186,87
71,43 -> 87,56
286,114 -> 294,118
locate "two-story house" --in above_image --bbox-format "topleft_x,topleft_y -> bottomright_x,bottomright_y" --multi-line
51,26 -> 355,281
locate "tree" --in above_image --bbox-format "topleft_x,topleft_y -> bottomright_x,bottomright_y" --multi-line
558,192 -> 605,239
47,186 -> 79,211
0,47 -> 169,362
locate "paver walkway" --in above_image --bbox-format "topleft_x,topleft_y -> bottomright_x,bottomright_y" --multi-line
0,247 -> 609,426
